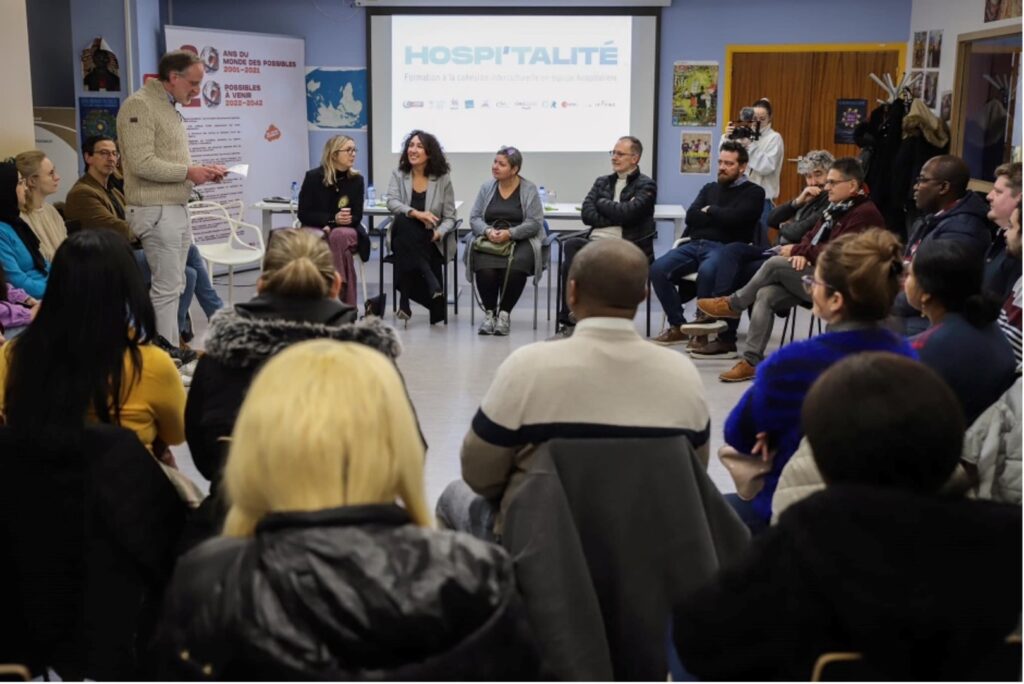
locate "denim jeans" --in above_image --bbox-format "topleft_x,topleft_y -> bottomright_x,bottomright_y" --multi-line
435,480 -> 499,543
181,243 -> 224,335
650,239 -> 724,326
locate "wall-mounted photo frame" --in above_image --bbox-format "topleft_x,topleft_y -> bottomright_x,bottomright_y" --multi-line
950,24 -> 1021,191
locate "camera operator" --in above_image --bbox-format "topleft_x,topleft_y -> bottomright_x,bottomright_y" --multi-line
721,98 -> 784,246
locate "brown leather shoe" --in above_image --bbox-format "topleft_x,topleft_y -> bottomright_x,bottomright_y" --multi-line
652,325 -> 688,346
719,359 -> 757,383
686,334 -> 709,352
697,296 -> 740,319
690,337 -> 738,359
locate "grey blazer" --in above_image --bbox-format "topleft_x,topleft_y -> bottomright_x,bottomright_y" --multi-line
385,168 -> 457,254
464,177 -> 545,283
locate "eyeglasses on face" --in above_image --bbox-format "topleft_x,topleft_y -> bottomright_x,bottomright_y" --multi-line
338,147 -> 358,155
91,150 -> 119,158
914,175 -> 943,186
609,150 -> 635,158
801,274 -> 833,294
823,177 -> 853,187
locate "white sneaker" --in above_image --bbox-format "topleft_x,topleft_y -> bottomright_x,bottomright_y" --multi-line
495,311 -> 511,336
478,310 -> 496,335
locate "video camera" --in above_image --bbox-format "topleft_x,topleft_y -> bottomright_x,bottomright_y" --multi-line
728,107 -> 762,141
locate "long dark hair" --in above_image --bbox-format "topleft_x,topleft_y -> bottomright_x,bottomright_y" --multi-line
912,239 -> 1001,328
0,160 -> 47,275
3,230 -> 156,446
398,129 -> 450,177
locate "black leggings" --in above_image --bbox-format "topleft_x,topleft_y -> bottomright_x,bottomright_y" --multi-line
476,268 -> 529,312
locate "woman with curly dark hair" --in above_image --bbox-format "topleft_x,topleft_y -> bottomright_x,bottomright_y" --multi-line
386,130 -> 456,325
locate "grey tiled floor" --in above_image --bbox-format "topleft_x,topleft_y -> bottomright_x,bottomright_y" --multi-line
174,242 -> 815,506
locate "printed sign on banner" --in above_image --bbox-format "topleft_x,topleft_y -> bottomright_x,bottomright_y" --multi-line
164,26 -> 308,244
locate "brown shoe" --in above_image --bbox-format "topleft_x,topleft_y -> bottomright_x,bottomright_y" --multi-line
653,325 -> 688,346
697,296 -> 740,320
719,359 -> 757,383
690,337 -> 738,359
686,334 -> 709,352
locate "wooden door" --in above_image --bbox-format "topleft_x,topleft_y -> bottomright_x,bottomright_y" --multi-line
729,47 -> 901,202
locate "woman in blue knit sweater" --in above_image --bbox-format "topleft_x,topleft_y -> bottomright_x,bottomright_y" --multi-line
722,228 -> 915,530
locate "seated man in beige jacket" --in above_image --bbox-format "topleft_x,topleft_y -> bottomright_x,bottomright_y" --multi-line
436,239 -> 711,541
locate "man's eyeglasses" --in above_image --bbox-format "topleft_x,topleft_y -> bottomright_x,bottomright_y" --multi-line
609,150 -> 635,158
92,150 -> 120,158
914,175 -> 942,186
823,177 -> 853,187
801,274 -> 833,294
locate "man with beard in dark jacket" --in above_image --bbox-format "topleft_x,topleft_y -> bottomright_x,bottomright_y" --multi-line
674,352 -> 1021,681
891,154 -> 992,335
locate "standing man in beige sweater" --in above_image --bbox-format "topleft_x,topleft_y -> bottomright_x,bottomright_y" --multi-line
117,50 -> 226,345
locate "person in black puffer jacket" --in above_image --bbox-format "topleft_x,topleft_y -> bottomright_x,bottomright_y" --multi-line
181,229 -> 403,550
156,339 -> 541,680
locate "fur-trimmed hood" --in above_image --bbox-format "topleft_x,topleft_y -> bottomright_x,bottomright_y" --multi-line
203,309 -> 402,369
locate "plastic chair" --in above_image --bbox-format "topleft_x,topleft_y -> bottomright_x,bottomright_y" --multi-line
468,220 -> 558,330
188,200 -> 265,305
288,218 -> 370,304
377,217 -> 462,324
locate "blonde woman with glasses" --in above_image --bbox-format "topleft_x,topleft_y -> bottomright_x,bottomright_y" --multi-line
159,340 -> 541,680
15,150 -> 66,262
297,135 -> 369,306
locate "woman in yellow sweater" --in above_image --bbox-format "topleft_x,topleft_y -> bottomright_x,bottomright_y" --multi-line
0,229 -> 184,454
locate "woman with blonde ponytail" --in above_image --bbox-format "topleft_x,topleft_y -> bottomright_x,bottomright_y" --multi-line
182,229 -> 401,547
719,228 -> 917,533
158,340 -> 540,680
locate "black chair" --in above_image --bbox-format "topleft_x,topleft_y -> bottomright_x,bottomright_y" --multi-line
377,217 -> 462,324
553,229 -> 657,335
779,302 -> 823,348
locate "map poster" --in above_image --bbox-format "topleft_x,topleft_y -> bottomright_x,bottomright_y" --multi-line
834,99 -> 867,145
306,67 -> 367,131
672,61 -> 718,127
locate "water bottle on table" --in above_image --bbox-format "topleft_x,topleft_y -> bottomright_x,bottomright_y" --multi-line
538,186 -> 548,210
367,184 -> 376,206
290,181 -> 299,206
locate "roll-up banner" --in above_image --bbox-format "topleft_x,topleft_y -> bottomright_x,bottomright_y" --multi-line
164,25 -> 308,244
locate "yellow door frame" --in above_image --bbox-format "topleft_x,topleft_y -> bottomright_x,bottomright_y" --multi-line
722,42 -> 908,131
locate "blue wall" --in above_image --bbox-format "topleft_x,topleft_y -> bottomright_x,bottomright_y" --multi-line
657,0 -> 912,209
59,0 -> 913,213
168,0 -> 368,178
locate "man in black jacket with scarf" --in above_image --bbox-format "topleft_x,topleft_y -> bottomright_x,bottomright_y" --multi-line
556,136 -> 657,333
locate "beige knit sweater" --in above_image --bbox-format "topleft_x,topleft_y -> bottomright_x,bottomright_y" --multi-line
116,78 -> 193,206
21,203 -> 67,262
